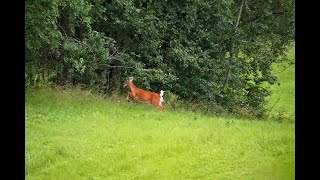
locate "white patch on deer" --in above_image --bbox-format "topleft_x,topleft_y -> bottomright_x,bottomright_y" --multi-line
159,90 -> 165,106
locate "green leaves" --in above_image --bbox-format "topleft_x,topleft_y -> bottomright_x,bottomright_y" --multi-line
26,0 -> 294,118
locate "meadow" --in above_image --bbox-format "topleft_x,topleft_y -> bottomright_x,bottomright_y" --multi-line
25,0 -> 294,178
26,86 -> 295,179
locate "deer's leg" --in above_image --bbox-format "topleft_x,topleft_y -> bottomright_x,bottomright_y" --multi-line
152,103 -> 163,111
158,98 -> 165,110
152,99 -> 164,111
128,92 -> 138,101
127,92 -> 133,101
158,104 -> 165,111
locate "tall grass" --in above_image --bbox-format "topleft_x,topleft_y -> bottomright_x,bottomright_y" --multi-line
26,87 -> 295,179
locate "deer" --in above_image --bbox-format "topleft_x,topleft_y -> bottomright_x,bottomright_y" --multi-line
123,77 -> 165,111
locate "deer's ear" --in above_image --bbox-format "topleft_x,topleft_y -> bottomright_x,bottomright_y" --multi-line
129,77 -> 133,81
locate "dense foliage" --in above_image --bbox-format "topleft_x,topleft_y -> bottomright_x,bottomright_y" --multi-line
26,0 -> 294,117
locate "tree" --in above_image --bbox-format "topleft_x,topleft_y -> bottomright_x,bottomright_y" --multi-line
25,0 -> 295,118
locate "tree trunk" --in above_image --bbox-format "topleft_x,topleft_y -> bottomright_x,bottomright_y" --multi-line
224,0 -> 245,87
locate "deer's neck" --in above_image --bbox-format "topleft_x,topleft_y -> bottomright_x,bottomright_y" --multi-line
128,81 -> 137,91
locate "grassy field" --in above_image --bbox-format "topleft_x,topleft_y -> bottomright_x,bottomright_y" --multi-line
265,44 -> 295,120
26,87 -> 295,179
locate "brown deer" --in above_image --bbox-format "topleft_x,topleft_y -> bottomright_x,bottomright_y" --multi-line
123,77 -> 165,111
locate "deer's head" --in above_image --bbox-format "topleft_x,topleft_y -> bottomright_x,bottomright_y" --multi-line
123,76 -> 134,87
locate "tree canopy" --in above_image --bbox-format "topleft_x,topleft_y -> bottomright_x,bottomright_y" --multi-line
26,0 -> 295,118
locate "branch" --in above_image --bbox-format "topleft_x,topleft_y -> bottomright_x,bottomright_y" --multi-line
225,0 -> 245,88
104,65 -> 134,69
267,95 -> 281,117
251,14 -> 265,25
235,0 -> 245,28
57,23 -> 67,37
66,37 -> 96,61
273,64 -> 294,74
243,11 -> 285,26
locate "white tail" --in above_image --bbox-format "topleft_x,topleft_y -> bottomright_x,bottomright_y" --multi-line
159,90 -> 165,106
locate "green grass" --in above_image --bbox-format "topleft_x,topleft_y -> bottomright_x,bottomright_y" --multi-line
265,44 -> 295,120
26,87 -> 295,179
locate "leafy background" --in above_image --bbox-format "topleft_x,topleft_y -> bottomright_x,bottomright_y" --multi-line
25,0 -> 294,118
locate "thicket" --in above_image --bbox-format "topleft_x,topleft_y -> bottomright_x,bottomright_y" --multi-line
26,0 -> 294,118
